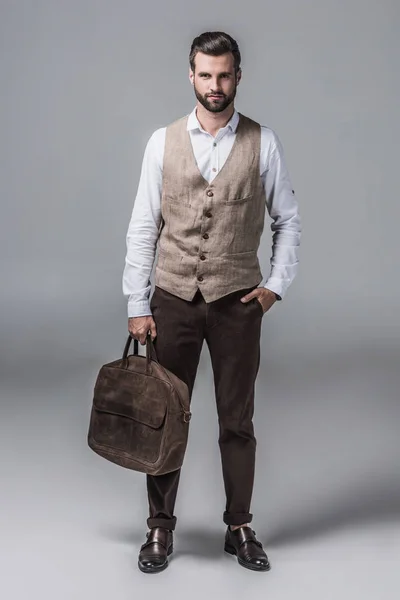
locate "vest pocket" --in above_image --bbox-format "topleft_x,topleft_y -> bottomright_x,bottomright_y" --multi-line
156,248 -> 183,275
225,193 -> 253,205
163,194 -> 191,207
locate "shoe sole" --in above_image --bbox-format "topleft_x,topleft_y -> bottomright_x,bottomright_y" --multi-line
224,542 -> 271,572
138,545 -> 173,574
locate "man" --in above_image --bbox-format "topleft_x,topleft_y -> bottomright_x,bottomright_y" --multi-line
122,31 -> 301,573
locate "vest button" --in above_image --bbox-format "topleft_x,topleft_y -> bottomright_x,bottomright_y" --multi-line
200,254 -> 206,260
197,275 -> 204,282
205,211 -> 212,218
206,190 -> 214,197
203,233 -> 209,239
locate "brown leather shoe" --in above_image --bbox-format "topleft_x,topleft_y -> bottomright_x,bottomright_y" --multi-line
138,526 -> 173,573
224,526 -> 271,571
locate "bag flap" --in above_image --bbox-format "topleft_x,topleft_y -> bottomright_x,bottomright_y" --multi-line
93,364 -> 167,429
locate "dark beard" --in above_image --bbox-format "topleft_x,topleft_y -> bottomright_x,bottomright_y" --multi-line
194,84 -> 237,113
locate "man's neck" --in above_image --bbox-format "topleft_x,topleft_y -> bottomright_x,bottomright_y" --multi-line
195,103 -> 235,137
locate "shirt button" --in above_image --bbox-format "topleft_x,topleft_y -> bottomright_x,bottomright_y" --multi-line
203,233 -> 209,239
198,275 -> 204,282
206,190 -> 214,197
205,211 -> 212,218
200,254 -> 206,260
212,168 -> 217,172
213,142 -> 217,147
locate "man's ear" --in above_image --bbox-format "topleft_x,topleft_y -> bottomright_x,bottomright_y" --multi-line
189,70 -> 194,84
236,68 -> 242,85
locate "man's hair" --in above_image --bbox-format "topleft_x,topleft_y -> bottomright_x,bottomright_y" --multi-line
189,31 -> 241,75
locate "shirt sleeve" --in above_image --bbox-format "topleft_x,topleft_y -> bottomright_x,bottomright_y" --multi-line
261,129 -> 302,299
122,130 -> 164,318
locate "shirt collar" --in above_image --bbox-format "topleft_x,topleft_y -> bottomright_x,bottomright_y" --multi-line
187,106 -> 239,133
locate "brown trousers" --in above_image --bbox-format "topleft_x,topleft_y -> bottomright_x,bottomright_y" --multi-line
146,284 -> 263,530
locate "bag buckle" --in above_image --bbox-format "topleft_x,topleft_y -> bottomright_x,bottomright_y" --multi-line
183,411 -> 191,423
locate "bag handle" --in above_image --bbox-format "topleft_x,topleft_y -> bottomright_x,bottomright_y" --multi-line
123,333 -> 159,372
122,333 -> 191,423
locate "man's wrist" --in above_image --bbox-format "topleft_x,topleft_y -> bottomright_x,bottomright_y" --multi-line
264,287 -> 282,301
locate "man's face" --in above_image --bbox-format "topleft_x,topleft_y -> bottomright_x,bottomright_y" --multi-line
189,52 -> 241,113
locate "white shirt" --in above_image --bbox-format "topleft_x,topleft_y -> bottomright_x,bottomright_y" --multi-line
123,106 -> 302,318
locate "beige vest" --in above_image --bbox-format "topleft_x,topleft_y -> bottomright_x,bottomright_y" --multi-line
154,112 -> 266,302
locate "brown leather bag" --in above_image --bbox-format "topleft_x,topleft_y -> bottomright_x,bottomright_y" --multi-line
87,333 -> 191,475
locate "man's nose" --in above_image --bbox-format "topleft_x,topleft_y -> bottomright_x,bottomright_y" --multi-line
209,79 -> 221,91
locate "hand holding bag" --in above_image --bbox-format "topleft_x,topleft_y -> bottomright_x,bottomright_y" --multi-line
87,333 -> 191,475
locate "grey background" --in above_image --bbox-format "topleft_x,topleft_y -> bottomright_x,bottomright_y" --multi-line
1,0 -> 399,598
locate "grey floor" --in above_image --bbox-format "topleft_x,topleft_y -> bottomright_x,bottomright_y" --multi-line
2,342 -> 400,600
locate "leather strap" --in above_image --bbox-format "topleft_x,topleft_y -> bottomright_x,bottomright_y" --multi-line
233,527 -> 263,549
141,527 -> 171,551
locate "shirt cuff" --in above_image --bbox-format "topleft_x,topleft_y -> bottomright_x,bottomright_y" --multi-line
263,279 -> 288,300
127,300 -> 152,318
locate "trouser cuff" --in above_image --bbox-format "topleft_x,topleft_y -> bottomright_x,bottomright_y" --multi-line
147,516 -> 177,531
223,511 -> 253,526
